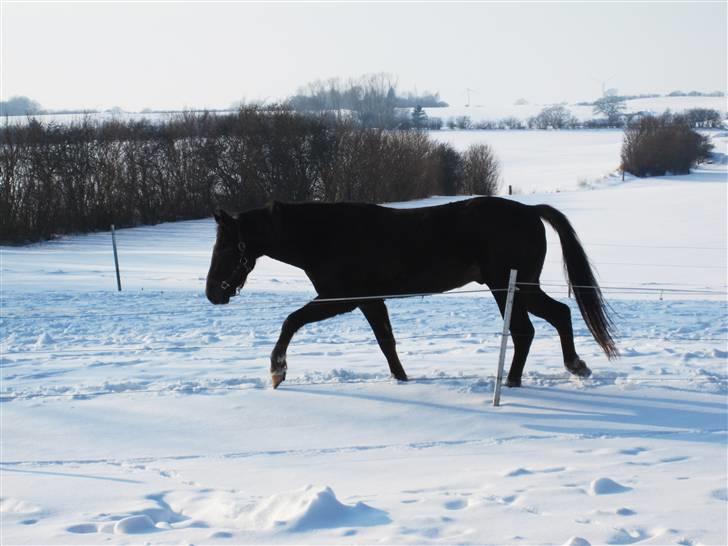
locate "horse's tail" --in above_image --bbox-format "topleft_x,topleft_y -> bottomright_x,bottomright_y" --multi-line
534,204 -> 618,359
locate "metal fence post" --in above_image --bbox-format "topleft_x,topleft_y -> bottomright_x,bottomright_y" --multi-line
111,224 -> 122,292
493,269 -> 518,407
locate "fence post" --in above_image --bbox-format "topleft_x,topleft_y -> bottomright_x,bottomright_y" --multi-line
493,269 -> 518,407
111,224 -> 122,292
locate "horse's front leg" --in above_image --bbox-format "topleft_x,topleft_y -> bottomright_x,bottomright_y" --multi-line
270,298 -> 357,388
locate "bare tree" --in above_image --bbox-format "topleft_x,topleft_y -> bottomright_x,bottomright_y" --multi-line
593,95 -> 626,126
462,144 -> 501,195
529,105 -> 577,129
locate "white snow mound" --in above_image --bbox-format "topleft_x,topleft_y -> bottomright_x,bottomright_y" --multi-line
34,332 -> 55,346
589,477 -> 631,495
0,497 -> 43,514
113,514 -> 156,534
249,485 -> 389,532
167,485 -> 390,532
564,537 -> 592,546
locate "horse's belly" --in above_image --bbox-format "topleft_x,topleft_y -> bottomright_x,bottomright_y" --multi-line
409,262 -> 483,291
368,259 -> 482,295
308,253 -> 483,297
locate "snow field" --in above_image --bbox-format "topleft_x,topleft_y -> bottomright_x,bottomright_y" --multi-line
1,132 -> 726,545
1,377 -> 725,544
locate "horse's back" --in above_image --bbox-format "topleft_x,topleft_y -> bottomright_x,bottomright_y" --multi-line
278,197 -> 545,295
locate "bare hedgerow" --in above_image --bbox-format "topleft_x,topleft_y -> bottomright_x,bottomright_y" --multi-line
0,107 -> 503,243
462,144 -> 501,196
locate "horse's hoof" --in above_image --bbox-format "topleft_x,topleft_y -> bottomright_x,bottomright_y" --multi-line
565,357 -> 592,378
506,377 -> 522,388
270,353 -> 287,389
393,372 -> 408,382
271,372 -> 286,389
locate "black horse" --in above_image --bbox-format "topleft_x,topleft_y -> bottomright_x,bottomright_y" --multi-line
206,198 -> 617,389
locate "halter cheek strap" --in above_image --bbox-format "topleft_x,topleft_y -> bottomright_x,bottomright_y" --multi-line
220,242 -> 253,293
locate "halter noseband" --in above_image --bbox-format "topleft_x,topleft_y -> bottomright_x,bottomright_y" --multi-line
220,241 -> 252,293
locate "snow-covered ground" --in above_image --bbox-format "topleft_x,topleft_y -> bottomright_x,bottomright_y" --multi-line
432,130 -> 624,194
1,133 -> 726,545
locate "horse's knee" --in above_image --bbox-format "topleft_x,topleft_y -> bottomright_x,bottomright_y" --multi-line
512,321 -> 535,347
281,313 -> 301,335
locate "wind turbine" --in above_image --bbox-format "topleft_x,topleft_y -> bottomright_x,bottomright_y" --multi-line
591,75 -> 616,97
465,88 -> 477,107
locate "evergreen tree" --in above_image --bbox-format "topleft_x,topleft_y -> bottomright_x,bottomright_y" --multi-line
411,105 -> 428,128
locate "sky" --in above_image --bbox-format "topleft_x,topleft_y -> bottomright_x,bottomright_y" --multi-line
2,1 -> 726,112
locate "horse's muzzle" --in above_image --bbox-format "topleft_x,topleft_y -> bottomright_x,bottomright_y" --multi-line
206,282 -> 231,305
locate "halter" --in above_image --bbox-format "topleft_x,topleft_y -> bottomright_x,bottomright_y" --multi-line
220,241 -> 252,294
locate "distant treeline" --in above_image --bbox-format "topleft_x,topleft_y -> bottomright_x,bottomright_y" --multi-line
443,106 -> 725,131
0,107 -> 499,244
287,73 -> 448,128
575,90 -> 725,106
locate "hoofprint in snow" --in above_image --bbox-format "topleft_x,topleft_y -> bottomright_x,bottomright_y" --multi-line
1,136 -> 726,544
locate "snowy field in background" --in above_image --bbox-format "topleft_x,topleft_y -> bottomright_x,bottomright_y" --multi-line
424,95 -> 728,124
433,130 -> 624,194
2,94 -> 725,129
1,132 -> 726,545
432,128 -> 726,195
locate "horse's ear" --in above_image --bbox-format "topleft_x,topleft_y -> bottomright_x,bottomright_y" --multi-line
267,201 -> 282,216
214,209 -> 234,225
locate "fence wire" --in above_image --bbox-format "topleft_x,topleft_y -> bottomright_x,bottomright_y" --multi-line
3,330 -> 727,359
2,278 -> 726,400
2,281 -> 727,323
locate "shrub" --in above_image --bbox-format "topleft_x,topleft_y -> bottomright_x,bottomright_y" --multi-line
620,113 -> 713,177
462,144 -> 501,195
433,143 -> 464,196
455,116 -> 472,130
426,116 -> 443,131
683,108 -> 722,128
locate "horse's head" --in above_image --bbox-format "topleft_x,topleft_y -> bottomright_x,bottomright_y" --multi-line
206,209 -> 257,305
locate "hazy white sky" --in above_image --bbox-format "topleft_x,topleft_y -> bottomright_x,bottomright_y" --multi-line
2,1 -> 726,111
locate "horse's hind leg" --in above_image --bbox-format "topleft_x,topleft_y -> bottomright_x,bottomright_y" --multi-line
490,286 -> 535,388
360,300 -> 408,381
271,298 -> 357,388
523,287 -> 591,378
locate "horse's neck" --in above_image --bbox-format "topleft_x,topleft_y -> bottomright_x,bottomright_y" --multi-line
245,203 -> 306,268
259,204 -> 310,270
